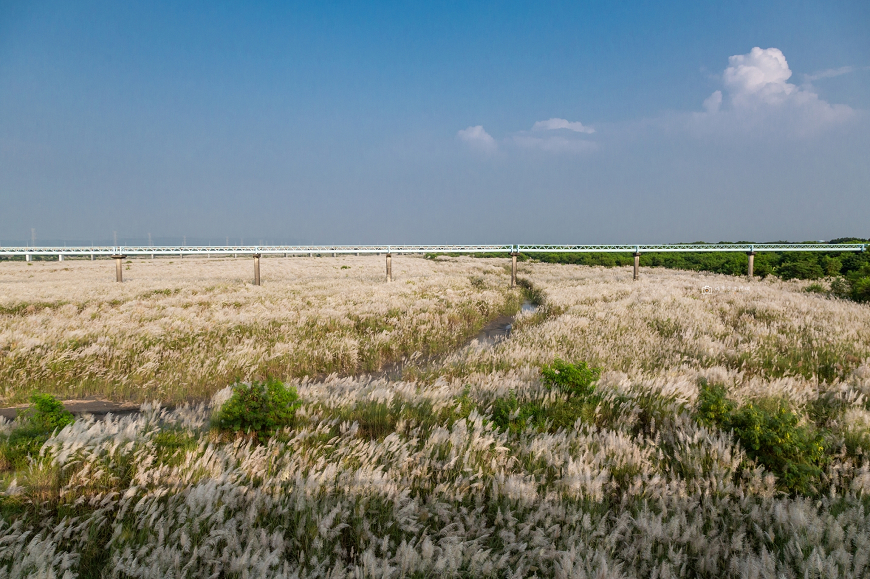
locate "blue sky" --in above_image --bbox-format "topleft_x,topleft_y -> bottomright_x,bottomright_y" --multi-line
1,1 -> 868,245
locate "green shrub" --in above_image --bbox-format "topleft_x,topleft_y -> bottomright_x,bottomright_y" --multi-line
852,276 -> 870,302
826,267 -> 870,302
778,259 -> 824,280
803,283 -> 827,294
697,381 -> 734,427
829,277 -> 852,299
214,379 -> 301,440
541,359 -> 600,397
728,400 -> 827,495
696,383 -> 827,495
24,393 -> 75,432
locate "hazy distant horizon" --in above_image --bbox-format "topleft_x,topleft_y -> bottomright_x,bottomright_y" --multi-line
2,235 -> 864,248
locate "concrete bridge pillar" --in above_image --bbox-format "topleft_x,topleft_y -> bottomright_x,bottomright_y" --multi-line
91,254 -> 95,261
747,252 -> 756,278
25,254 -> 31,262
510,252 -> 518,287
58,254 -> 64,262
386,253 -> 392,282
253,254 -> 261,286
633,252 -> 641,281
111,255 -> 126,282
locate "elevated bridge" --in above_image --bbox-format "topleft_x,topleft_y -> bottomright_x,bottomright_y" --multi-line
0,243 -> 865,285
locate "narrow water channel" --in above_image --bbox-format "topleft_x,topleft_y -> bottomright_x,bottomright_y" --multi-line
377,300 -> 538,380
472,300 -> 537,346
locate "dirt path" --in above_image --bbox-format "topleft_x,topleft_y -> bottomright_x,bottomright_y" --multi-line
0,397 -> 140,421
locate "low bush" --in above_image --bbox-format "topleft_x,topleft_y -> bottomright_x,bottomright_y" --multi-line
541,359 -> 600,396
696,381 -> 735,427
829,276 -> 852,298
696,383 -> 828,495
24,393 -> 75,432
213,378 -> 302,441
815,268 -> 870,302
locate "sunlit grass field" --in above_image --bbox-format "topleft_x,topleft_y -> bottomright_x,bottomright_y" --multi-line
0,255 -> 521,403
2,256 -> 870,577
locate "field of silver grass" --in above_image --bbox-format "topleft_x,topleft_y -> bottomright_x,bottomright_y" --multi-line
0,255 -> 519,403
438,263 -> 870,400
2,258 -> 870,578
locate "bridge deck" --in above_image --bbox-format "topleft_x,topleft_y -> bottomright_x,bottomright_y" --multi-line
0,243 -> 865,256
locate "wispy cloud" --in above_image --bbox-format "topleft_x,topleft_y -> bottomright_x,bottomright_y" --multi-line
531,118 -> 595,134
803,66 -> 857,82
456,125 -> 496,151
457,118 -> 597,156
512,135 -> 598,153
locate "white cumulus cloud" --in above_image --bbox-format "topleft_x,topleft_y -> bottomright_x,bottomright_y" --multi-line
532,118 -> 595,134
456,125 -> 496,150
723,47 -> 796,108
699,47 -> 853,133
